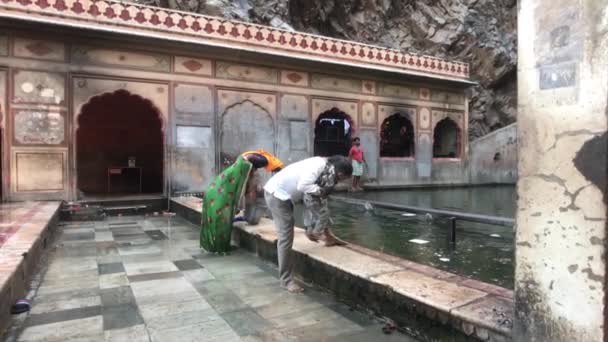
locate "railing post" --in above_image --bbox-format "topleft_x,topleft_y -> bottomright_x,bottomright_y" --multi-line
448,217 -> 456,244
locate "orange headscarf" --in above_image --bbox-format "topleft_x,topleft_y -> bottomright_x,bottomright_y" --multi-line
242,149 -> 284,172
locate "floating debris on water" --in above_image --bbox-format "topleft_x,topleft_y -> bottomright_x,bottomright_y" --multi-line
439,257 -> 450,262
490,234 -> 501,238
363,202 -> 374,211
409,239 -> 429,244
401,212 -> 416,217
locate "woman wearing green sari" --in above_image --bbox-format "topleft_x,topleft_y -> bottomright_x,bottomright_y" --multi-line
200,150 -> 284,253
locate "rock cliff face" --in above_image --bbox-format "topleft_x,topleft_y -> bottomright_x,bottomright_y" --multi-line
134,0 -> 517,140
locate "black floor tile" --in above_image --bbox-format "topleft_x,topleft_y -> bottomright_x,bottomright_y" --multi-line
98,262 -> 125,275
26,306 -> 102,327
145,230 -> 168,241
173,259 -> 203,271
108,222 -> 139,226
192,280 -> 248,314
100,286 -> 136,307
102,304 -> 143,330
127,271 -> 183,283
62,232 -> 95,241
220,308 -> 272,336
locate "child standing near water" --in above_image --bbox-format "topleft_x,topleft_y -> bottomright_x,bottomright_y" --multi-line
348,137 -> 366,192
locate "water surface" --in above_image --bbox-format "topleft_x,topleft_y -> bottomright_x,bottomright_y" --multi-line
349,186 -> 516,218
296,186 -> 516,288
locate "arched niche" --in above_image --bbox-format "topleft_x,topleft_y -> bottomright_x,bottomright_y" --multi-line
380,112 -> 415,158
76,89 -> 165,196
433,117 -> 461,158
220,99 -> 275,168
314,107 -> 354,157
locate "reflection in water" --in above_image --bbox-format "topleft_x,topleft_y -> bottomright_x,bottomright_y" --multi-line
295,186 -> 516,288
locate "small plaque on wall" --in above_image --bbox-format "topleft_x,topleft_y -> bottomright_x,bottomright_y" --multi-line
539,63 -> 576,89
176,125 -> 212,148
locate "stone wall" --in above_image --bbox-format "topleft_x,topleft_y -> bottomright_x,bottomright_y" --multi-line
515,0 -> 607,340
468,123 -> 517,184
0,25 -> 471,201
135,0 -> 517,140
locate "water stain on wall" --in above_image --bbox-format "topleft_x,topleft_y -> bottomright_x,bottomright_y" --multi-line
573,132 -> 607,203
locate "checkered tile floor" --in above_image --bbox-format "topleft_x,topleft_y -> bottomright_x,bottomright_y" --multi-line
4,215 -> 418,342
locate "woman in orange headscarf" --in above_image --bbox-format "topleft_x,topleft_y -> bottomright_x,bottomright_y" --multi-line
201,149 -> 283,253
241,149 -> 284,173
240,150 -> 284,225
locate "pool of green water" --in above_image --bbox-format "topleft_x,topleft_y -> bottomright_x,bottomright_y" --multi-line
295,186 -> 515,288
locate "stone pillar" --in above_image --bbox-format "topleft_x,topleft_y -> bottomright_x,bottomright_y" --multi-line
515,1 -> 608,341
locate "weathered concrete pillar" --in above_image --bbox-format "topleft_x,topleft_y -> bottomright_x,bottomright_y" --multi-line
516,1 -> 608,341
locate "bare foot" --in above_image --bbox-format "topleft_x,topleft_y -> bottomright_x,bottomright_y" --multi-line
305,229 -> 320,243
283,282 -> 304,293
323,231 -> 347,247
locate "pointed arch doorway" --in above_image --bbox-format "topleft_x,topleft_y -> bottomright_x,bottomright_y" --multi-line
314,108 -> 354,157
75,90 -> 164,198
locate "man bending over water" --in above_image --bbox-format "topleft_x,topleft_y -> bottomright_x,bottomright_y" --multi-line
264,155 -> 352,293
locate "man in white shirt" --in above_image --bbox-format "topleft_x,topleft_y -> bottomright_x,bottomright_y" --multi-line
264,155 -> 353,293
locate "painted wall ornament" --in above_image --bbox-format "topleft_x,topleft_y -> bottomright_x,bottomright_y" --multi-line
14,37 -> 65,61
0,0 -> 470,80
216,62 -> 278,84
72,45 -> 170,71
14,110 -> 65,145
13,70 -> 65,105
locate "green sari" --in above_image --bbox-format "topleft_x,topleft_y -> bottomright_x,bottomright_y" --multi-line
201,156 -> 252,253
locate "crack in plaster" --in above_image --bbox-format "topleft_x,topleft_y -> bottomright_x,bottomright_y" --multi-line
449,293 -> 490,312
584,216 -> 605,222
367,269 -> 402,279
529,174 -> 592,212
545,130 -> 600,152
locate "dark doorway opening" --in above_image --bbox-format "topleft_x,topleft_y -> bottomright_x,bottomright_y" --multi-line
380,113 -> 415,157
433,118 -> 460,158
76,90 -> 164,198
314,108 -> 353,157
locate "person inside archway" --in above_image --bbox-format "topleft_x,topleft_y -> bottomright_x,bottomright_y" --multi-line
200,149 -> 283,253
264,155 -> 352,293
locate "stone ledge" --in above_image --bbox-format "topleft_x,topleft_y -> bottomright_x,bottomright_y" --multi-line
0,201 -> 62,335
171,198 -> 513,341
